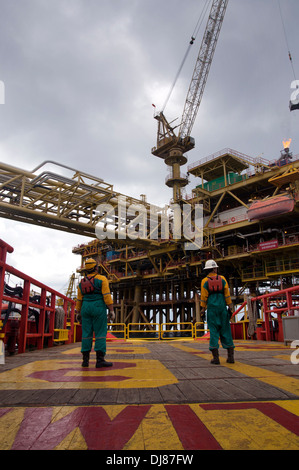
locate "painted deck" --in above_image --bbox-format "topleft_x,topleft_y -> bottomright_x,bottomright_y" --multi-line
0,338 -> 298,452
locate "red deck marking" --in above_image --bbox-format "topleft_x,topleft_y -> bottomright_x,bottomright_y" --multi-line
189,351 -> 206,354
235,345 -> 287,350
28,362 -> 136,382
11,408 -> 54,450
165,405 -> 222,450
79,405 -> 151,450
111,349 -> 135,352
0,408 -> 12,418
59,360 -> 135,366
29,370 -> 129,382
201,403 -> 299,436
11,405 -> 151,450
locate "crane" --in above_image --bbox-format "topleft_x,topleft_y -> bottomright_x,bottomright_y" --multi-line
151,0 -> 229,202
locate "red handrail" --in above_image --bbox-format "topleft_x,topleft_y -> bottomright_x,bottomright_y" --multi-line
232,285 -> 299,341
0,239 -> 75,353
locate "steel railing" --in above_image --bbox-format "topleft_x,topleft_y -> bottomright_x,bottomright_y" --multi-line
0,239 -> 76,354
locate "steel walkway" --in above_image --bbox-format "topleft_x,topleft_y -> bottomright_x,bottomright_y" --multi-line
0,338 -> 298,452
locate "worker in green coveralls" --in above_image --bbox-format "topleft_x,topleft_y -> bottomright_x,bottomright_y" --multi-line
75,258 -> 115,368
200,260 -> 235,364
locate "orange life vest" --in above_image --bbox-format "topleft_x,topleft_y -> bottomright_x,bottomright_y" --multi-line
207,275 -> 223,293
80,275 -> 96,294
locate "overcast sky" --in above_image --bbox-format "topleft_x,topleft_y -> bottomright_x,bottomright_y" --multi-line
0,0 -> 298,293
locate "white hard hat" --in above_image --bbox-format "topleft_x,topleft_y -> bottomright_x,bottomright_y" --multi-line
204,259 -> 219,270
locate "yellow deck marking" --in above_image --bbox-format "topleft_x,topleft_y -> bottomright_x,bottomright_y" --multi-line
274,354 -> 292,361
233,341 -> 289,350
0,358 -> 178,390
63,345 -> 151,355
51,406 -> 78,422
171,342 -> 299,397
191,404 -> 299,450
124,404 -> 184,451
0,408 -> 25,450
274,400 -> 299,416
224,362 -> 299,396
1,341 -> 298,450
54,427 -> 88,451
0,402 -> 298,450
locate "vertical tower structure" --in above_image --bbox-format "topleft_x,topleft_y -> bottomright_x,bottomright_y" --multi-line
151,0 -> 229,202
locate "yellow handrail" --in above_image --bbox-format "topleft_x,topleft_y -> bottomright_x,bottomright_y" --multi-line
107,322 -> 127,340
161,322 -> 193,339
53,329 -> 69,342
127,323 -> 160,340
193,322 -> 210,339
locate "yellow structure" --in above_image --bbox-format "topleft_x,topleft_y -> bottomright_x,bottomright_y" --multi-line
71,145 -> 299,328
0,142 -> 298,330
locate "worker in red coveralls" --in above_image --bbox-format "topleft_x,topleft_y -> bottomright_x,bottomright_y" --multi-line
200,260 -> 235,364
76,258 -> 115,368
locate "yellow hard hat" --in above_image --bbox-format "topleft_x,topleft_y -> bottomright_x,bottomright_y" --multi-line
84,258 -> 97,271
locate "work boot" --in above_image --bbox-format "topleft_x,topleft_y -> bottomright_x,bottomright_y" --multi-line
81,351 -> 90,367
96,351 -> 113,368
210,348 -> 220,364
227,347 -> 235,364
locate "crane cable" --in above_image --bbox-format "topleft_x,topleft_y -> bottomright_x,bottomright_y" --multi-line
162,0 -> 212,112
277,0 -> 297,83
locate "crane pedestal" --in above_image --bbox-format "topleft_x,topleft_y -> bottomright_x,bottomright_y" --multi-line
164,147 -> 189,203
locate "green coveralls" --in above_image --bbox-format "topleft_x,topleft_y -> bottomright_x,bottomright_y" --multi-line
79,277 -> 110,354
201,274 -> 235,351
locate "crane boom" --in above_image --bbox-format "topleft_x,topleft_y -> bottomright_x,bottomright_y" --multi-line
179,0 -> 229,138
151,0 -> 229,202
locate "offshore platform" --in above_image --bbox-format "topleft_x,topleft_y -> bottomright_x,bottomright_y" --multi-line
71,141 -> 299,328
0,0 -> 298,332
71,0 -> 299,329
1,1 -> 299,453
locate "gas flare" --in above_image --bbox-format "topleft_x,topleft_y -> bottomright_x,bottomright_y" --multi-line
283,138 -> 292,149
